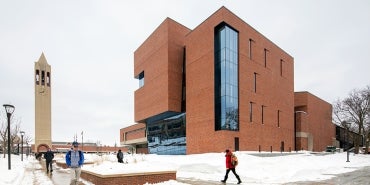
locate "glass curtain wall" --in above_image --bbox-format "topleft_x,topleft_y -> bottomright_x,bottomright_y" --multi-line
147,113 -> 186,155
215,23 -> 239,131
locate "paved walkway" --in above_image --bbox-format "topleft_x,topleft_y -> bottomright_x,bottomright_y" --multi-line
32,157 -> 370,185
178,166 -> 370,185
284,166 -> 370,185
39,159 -> 85,185
177,178 -> 237,185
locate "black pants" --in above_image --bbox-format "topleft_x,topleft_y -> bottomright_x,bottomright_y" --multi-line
223,168 -> 241,182
46,160 -> 53,172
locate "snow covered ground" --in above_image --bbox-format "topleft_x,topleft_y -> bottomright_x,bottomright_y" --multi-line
1,151 -> 370,185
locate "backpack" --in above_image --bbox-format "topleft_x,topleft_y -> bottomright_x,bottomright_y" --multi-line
231,154 -> 238,166
67,150 -> 82,160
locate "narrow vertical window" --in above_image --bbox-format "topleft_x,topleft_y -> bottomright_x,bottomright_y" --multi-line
264,48 -> 268,67
277,110 -> 281,127
262,105 -> 265,124
249,102 -> 253,122
35,70 -> 40,85
138,71 -> 144,88
280,59 -> 284,76
249,39 -> 253,60
215,23 -> 239,131
41,71 -> 45,85
253,72 -> 257,93
181,47 -> 187,112
46,72 -> 51,86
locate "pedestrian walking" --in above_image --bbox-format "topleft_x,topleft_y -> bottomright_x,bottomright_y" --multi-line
35,152 -> 42,161
66,141 -> 84,185
44,148 -> 54,173
221,149 -> 242,184
117,149 -> 124,163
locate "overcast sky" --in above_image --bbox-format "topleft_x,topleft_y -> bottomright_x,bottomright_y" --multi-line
1,0 -> 369,146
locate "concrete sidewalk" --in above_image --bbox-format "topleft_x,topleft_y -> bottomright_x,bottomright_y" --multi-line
284,166 -> 370,185
39,159 -> 85,185
178,166 -> 370,185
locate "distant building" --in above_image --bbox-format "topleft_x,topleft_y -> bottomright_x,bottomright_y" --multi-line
335,125 -> 362,150
31,141 -> 123,154
121,6 -> 336,155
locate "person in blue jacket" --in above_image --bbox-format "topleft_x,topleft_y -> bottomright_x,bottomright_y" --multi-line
65,141 -> 84,185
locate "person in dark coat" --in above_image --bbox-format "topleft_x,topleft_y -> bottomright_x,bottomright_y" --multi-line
221,149 -> 242,184
44,148 -> 54,173
117,149 -> 124,163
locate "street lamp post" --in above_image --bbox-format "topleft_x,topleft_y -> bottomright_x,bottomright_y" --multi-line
3,104 -> 15,170
20,131 -> 25,161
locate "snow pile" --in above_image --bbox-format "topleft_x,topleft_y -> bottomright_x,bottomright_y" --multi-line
2,151 -> 370,185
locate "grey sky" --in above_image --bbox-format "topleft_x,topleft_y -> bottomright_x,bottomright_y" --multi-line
1,0 -> 369,145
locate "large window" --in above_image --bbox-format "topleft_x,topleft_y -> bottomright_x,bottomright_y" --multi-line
215,23 -> 239,131
138,71 -> 144,88
147,113 -> 186,155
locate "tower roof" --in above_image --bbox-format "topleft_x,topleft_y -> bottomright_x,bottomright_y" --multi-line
37,52 -> 48,65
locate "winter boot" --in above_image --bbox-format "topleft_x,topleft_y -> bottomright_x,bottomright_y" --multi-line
236,174 -> 242,184
221,175 -> 227,183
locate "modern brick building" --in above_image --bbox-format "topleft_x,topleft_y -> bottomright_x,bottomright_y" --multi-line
294,92 -> 336,151
120,123 -> 148,154
123,6 -> 335,155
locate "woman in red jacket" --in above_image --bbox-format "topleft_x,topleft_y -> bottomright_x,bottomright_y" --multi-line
221,149 -> 242,184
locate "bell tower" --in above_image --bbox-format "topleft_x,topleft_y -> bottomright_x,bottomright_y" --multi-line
34,53 -> 52,152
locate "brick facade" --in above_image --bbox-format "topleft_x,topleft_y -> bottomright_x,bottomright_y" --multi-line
134,18 -> 190,123
185,7 -> 294,154
295,92 -> 336,151
81,170 -> 176,185
120,123 -> 148,154
126,6 -> 335,154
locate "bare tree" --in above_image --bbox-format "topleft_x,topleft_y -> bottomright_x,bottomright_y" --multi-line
11,123 -> 21,154
0,120 -> 6,158
0,111 -> 23,157
333,85 -> 370,154
1,110 -> 9,158
23,135 -> 33,146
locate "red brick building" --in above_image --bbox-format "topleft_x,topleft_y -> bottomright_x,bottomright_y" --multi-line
294,92 -> 336,151
119,123 -> 148,154
31,142 -> 122,154
123,6 -> 335,155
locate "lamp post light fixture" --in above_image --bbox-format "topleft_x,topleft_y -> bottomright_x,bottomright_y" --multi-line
20,131 -> 25,161
3,104 -> 15,170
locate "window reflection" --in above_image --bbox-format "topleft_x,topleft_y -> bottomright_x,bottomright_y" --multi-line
147,113 -> 186,155
215,23 -> 239,131
138,71 -> 144,88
